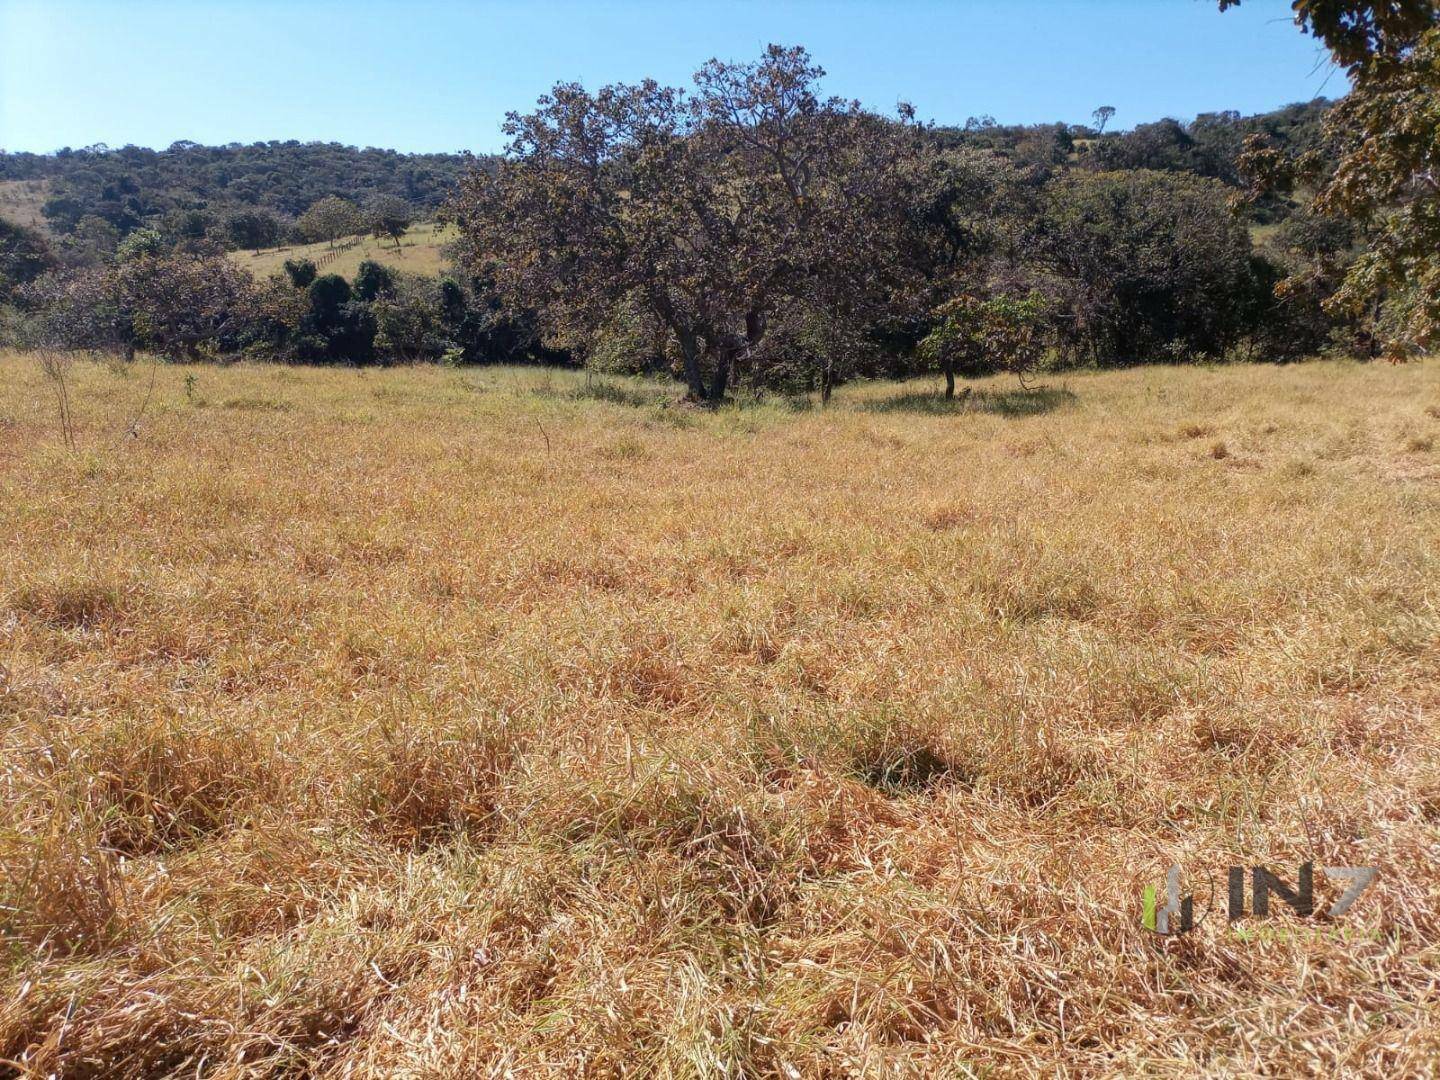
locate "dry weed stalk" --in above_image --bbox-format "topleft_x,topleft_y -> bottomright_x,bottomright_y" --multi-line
35,348 -> 76,450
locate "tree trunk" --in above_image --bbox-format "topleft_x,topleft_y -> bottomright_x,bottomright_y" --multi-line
679,331 -> 705,400
943,362 -> 955,400
708,347 -> 731,404
821,355 -> 835,405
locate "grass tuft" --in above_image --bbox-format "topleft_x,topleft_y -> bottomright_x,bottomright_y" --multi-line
8,580 -> 125,629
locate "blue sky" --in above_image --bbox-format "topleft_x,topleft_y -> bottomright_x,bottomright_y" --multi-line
0,1 -> 1341,155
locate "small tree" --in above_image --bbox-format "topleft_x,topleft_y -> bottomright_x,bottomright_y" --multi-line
284,258 -> 317,288
372,275 -> 447,363
21,265 -> 137,358
1091,105 -> 1116,134
366,195 -> 413,252
299,273 -> 375,363
919,291 -> 1049,398
36,349 -> 77,450
353,259 -> 395,302
21,253 -> 258,362
226,208 -> 285,251
118,254 -> 258,360
297,196 -> 362,250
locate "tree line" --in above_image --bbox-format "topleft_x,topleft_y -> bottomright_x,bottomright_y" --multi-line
2,0 -> 1435,391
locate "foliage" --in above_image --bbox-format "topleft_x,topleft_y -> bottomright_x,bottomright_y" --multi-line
225,207 -> 285,251
586,301 -> 670,376
1318,23 -> 1440,356
353,259 -> 396,303
296,196 -> 363,248
19,252 -> 258,360
372,274 -> 451,363
449,45 -> 920,402
116,228 -> 165,262
283,258 -> 317,288
900,147 -> 1034,292
918,291 -> 1049,396
118,253 -> 258,359
1029,170 -> 1261,363
0,219 -> 56,299
1226,1 -> 1440,356
60,215 -> 120,267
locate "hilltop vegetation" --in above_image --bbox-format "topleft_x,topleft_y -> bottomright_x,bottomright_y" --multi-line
2,354 -> 1438,1074
0,140 -> 478,235
0,102 -> 1332,245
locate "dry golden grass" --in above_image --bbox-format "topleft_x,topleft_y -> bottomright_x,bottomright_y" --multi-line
1,353 -> 1438,1076
230,221 -> 455,280
0,180 -> 53,237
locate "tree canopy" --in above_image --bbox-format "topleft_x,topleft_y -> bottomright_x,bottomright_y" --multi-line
1225,0 -> 1440,356
450,46 -> 929,401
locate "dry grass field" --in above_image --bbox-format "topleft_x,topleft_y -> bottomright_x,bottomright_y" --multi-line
0,181 -> 54,238
1,353 -> 1439,1076
229,221 -> 455,281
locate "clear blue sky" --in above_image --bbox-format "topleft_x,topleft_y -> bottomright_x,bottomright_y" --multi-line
0,0 -> 1342,155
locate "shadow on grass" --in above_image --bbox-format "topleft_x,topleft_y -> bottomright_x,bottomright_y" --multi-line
569,380 -> 664,408
524,376 -> 671,409
858,384 -> 1077,418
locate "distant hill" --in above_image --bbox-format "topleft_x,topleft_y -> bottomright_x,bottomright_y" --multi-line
0,140 -> 490,237
0,100 -> 1334,276
931,99 -> 1333,187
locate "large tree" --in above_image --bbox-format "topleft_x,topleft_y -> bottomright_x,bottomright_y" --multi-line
1029,170 -> 1259,364
448,45 -> 918,402
1224,1 -> 1440,356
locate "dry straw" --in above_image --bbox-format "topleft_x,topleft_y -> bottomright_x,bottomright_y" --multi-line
1,352 -> 1438,1076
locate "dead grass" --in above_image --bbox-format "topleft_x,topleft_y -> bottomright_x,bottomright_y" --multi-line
0,180 -> 53,237
1,352 -> 1438,1076
229,221 -> 456,280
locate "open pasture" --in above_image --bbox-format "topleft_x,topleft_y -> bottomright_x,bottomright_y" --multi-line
1,355 -> 1438,1075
